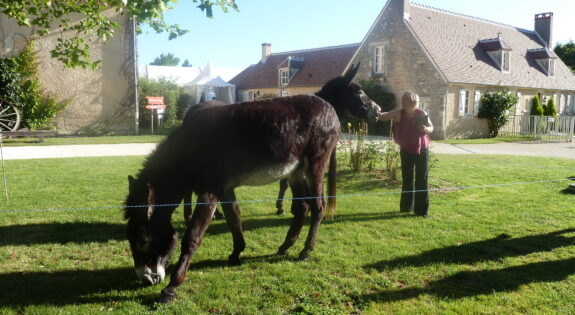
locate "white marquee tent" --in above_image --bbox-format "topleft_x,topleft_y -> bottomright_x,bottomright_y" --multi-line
183,61 -> 236,105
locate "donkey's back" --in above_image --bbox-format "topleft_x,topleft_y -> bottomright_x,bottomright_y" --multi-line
179,94 -> 339,190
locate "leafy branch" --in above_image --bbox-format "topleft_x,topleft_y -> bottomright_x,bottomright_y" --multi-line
1,0 -> 238,69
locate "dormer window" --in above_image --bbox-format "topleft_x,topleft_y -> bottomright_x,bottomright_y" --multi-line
528,48 -> 557,77
279,69 -> 289,86
502,51 -> 510,72
479,37 -> 512,72
277,56 -> 304,86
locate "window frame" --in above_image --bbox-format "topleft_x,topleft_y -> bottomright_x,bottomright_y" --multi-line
279,68 -> 289,86
373,46 -> 386,74
459,89 -> 472,117
502,51 -> 510,72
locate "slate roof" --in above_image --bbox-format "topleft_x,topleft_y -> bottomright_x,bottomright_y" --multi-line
229,43 -> 360,90
406,3 -> 575,91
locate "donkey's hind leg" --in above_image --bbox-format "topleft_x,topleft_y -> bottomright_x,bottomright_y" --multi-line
277,176 -> 310,255
220,189 -> 245,266
298,163 -> 327,260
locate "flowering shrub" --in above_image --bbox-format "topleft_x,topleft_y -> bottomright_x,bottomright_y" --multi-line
346,122 -> 383,172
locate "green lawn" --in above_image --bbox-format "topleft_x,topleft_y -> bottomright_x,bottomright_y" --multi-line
0,153 -> 574,314
436,135 -> 539,144
0,135 -> 165,146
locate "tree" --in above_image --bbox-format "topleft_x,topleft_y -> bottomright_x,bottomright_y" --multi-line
181,59 -> 192,67
554,41 -> 575,73
1,0 -> 238,69
138,77 -> 181,129
543,97 -> 558,116
530,95 -> 544,116
477,89 -> 518,138
151,53 -> 180,66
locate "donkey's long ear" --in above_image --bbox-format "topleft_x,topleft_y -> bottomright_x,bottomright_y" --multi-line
343,63 -> 360,85
146,183 -> 156,220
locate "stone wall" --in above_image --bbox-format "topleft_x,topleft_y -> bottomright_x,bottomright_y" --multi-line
350,0 -> 448,139
0,9 -> 135,134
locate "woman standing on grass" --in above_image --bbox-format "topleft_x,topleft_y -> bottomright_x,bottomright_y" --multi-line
377,92 -> 433,218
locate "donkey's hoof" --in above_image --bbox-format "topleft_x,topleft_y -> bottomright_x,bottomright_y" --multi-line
275,209 -> 285,216
158,289 -> 177,304
228,254 -> 242,266
298,251 -> 311,261
276,249 -> 289,256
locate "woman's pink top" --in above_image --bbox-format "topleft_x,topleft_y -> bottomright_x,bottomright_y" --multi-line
393,109 -> 430,155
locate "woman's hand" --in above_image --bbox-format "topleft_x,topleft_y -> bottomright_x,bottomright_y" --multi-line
418,125 -> 430,134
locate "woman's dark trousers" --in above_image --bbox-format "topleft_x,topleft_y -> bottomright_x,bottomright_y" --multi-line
400,149 -> 429,216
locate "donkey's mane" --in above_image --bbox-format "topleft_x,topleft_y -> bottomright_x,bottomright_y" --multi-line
123,128 -> 186,220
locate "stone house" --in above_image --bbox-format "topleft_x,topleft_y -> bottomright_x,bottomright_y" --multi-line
0,9 -> 136,134
349,0 -> 575,139
230,43 -> 359,102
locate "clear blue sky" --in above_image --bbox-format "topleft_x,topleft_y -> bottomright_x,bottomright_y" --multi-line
137,0 -> 575,71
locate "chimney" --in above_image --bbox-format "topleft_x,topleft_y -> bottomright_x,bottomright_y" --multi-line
535,12 -> 554,48
403,0 -> 410,19
261,43 -> 271,64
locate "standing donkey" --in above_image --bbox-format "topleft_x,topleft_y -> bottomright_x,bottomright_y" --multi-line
124,65 -> 380,302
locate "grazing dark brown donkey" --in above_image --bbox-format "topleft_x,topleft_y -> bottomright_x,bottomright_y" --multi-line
124,65 -> 380,303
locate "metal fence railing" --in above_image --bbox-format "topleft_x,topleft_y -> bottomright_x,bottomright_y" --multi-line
500,115 -> 575,143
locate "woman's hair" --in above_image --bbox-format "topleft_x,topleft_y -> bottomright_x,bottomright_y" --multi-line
402,92 -> 420,107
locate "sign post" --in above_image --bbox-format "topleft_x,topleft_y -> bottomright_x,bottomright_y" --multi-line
145,96 -> 166,134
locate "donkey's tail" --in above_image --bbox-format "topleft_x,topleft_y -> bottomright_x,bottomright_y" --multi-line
326,148 -> 337,220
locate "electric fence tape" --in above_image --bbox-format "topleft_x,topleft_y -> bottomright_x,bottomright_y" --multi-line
0,177 -> 570,214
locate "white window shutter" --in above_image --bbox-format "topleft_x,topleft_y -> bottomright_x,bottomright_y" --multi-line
515,92 -> 522,115
459,90 -> 466,117
474,91 -> 481,116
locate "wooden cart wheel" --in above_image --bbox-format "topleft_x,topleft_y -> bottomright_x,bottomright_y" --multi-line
0,99 -> 21,131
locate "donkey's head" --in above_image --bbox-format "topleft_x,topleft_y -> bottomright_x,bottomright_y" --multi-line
316,63 -> 381,120
124,175 -> 178,286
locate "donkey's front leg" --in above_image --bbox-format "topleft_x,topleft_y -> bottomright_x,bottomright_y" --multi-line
275,178 -> 289,216
183,193 -> 193,222
159,192 -> 217,303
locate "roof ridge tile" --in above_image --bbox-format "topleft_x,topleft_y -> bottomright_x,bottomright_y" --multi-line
411,1 -> 533,33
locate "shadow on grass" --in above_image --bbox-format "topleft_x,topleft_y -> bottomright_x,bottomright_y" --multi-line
0,210 -> 403,247
358,228 -> 575,303
365,228 -> 575,270
0,253 -> 300,308
358,257 -> 575,303
203,211 -> 406,237
0,267 -> 140,307
0,222 -> 126,246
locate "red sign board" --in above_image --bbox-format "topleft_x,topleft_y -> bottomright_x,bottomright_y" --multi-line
145,104 -> 167,110
145,96 -> 164,105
